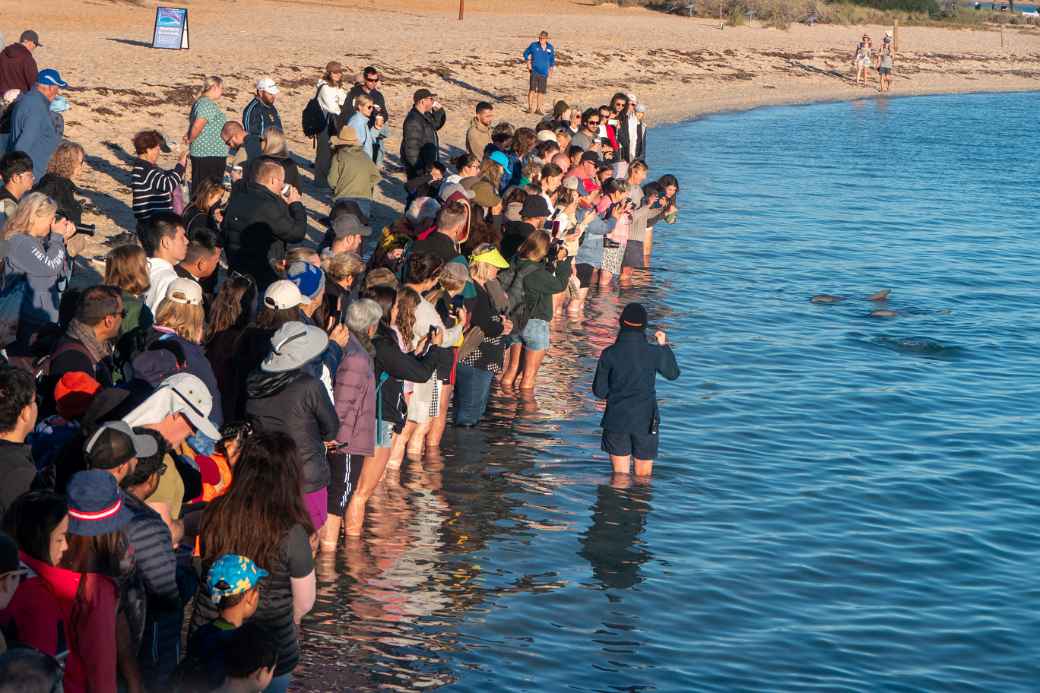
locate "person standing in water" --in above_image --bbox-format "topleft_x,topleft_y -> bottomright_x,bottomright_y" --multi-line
592,303 -> 679,478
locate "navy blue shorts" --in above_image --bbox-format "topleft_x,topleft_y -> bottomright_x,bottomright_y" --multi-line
601,429 -> 659,460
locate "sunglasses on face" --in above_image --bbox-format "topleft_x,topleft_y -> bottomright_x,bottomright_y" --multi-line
365,76 -> 380,83
587,120 -> 600,126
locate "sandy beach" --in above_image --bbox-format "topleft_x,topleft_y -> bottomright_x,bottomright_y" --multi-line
3,0 -> 1039,250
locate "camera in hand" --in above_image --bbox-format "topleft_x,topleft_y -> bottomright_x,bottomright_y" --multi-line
545,239 -> 564,272
54,212 -> 96,236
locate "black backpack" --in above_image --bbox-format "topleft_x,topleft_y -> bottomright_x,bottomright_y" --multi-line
497,262 -> 540,333
301,85 -> 328,138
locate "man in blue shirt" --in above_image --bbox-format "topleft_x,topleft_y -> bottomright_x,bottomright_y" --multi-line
522,31 -> 556,116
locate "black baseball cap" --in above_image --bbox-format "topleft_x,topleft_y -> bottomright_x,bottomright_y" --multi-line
20,30 -> 42,46
413,88 -> 435,103
85,421 -> 159,470
580,151 -> 601,164
520,195 -> 551,219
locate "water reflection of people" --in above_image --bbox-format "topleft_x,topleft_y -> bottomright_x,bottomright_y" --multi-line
579,479 -> 653,590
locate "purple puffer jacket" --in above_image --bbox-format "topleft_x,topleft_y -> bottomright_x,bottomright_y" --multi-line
333,333 -> 376,456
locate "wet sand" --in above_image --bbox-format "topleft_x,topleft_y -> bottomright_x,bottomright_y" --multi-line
3,0 -> 1039,253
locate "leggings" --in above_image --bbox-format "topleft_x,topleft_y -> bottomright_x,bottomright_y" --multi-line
190,156 -> 226,195
327,452 -> 366,515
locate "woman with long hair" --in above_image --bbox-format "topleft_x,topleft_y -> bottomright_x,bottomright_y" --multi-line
502,230 -> 572,391
185,75 -> 228,195
321,298 -> 382,552
181,177 -> 224,240
33,140 -> 87,232
194,431 -> 316,693
344,287 -> 438,536
315,61 -> 347,183
2,192 -> 77,334
104,243 -> 152,335
248,126 -> 300,190
204,273 -> 257,417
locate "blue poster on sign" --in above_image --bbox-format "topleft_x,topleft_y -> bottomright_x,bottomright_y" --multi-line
152,7 -> 189,50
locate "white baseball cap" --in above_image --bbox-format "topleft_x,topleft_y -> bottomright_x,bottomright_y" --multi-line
263,280 -> 306,311
536,129 -> 557,143
122,373 -> 220,440
165,278 -> 203,307
256,77 -> 279,94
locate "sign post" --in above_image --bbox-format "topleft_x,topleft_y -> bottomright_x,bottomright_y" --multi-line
152,7 -> 189,50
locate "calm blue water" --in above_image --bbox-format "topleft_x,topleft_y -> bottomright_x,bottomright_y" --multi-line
299,91 -> 1040,691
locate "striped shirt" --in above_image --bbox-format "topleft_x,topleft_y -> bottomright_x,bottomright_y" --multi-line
131,159 -> 184,223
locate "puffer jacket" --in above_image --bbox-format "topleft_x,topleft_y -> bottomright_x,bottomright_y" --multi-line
399,106 -> 446,178
332,333 -> 376,456
245,368 -> 338,493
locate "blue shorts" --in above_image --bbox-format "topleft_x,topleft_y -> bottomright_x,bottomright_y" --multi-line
602,429 -> 659,460
521,318 -> 551,351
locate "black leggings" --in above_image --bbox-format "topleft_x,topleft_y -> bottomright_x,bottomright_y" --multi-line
190,156 -> 226,195
327,453 -> 365,515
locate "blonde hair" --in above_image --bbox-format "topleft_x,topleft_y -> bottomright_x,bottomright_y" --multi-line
261,127 -> 288,157
104,244 -> 150,296
353,94 -> 374,111
154,298 -> 205,343
197,76 -> 223,99
469,259 -> 498,284
47,141 -> 85,179
284,246 -> 320,268
322,252 -> 364,283
2,192 -> 56,239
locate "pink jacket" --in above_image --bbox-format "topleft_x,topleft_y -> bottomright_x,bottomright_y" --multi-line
333,333 -> 376,456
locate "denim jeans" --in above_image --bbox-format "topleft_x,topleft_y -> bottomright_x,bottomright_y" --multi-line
454,365 -> 494,426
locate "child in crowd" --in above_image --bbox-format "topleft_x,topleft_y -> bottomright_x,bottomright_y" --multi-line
184,553 -> 268,690
218,622 -> 279,693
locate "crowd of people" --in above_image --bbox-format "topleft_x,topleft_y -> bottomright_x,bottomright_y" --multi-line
0,25 -> 681,692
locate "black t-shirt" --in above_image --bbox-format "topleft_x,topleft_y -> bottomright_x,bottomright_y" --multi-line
191,524 -> 314,677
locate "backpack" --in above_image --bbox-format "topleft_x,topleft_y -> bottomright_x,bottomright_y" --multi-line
497,262 -> 540,332
301,85 -> 328,138
113,326 -> 187,385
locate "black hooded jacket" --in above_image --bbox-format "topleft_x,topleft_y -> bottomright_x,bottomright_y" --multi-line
245,368 -> 338,493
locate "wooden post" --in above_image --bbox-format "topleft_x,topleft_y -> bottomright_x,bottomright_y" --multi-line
458,0 -> 464,21
1000,22 -> 1005,49
893,19 -> 899,53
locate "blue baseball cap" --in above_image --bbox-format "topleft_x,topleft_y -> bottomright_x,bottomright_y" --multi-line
207,554 -> 269,600
37,69 -> 68,89
488,151 -> 510,170
287,261 -> 325,301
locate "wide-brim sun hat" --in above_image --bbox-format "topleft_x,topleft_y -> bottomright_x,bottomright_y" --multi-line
261,322 -> 330,373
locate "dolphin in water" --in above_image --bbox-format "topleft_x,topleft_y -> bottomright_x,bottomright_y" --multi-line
811,289 -> 891,304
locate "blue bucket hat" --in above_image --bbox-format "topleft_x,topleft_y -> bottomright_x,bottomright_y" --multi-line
207,554 -> 269,600
37,69 -> 69,89
66,470 -> 132,537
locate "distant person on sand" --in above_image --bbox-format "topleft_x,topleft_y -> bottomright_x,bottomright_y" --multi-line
314,61 -> 347,184
185,76 -> 228,196
522,31 -> 556,115
592,303 -> 680,478
400,88 -> 446,180
877,32 -> 895,92
853,35 -> 873,87
466,101 -> 494,160
242,77 -> 282,159
0,30 -> 41,95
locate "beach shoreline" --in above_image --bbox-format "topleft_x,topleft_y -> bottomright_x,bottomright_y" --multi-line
3,0 -> 1039,251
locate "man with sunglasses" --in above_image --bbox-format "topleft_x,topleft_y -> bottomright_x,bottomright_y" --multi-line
41,285 -> 123,415
570,108 -> 601,152
344,66 -> 389,124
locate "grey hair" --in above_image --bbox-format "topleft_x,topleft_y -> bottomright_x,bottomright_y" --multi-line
346,299 -> 382,333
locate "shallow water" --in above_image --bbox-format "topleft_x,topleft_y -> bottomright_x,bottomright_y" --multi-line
298,92 -> 1040,691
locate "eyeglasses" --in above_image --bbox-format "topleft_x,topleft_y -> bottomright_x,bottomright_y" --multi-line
365,76 -> 380,83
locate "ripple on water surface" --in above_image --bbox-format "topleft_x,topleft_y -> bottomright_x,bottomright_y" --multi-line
297,92 -> 1040,691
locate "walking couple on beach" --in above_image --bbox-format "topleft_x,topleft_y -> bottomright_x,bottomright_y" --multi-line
853,31 -> 895,92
